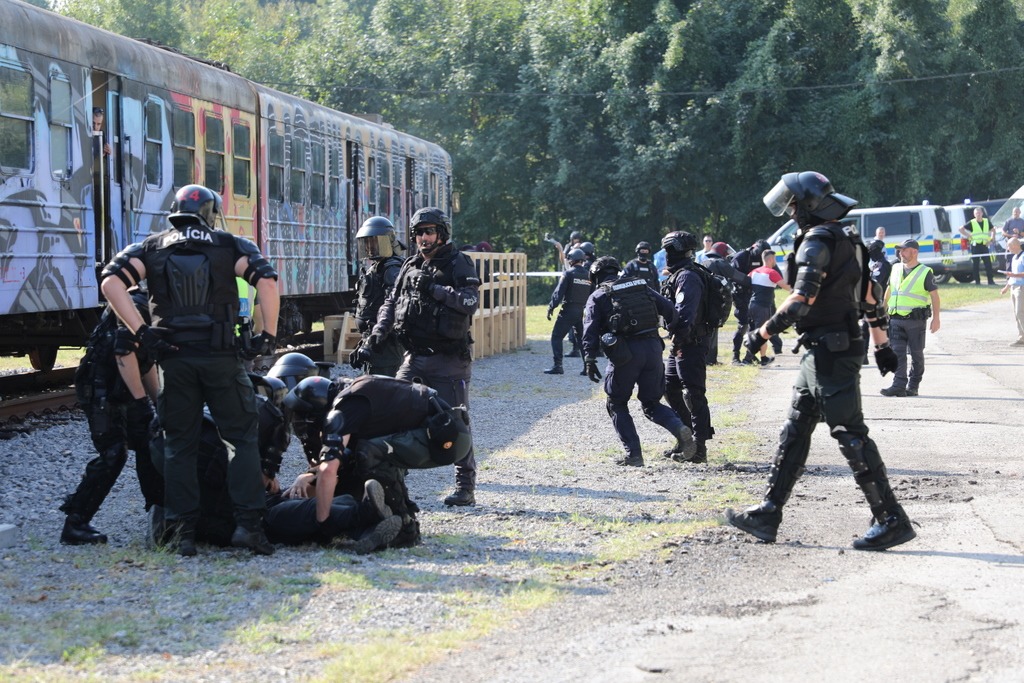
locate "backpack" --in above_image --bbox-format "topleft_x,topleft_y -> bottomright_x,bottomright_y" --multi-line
663,263 -> 733,334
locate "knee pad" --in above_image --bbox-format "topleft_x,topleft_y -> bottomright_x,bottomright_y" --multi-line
640,401 -> 660,421
835,430 -> 867,473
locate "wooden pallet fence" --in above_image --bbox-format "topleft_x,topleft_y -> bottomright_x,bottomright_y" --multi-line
467,252 -> 528,359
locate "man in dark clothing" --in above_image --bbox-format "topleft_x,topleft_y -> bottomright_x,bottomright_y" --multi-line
703,242 -> 750,365
371,207 -> 480,507
958,207 -> 997,285
582,256 -> 695,467
60,288 -> 162,545
725,171 -> 915,552
661,232 -> 714,463
862,239 -> 892,363
544,248 -> 591,375
101,183 -> 280,557
349,216 -> 405,377
730,239 -> 773,363
621,241 -> 660,291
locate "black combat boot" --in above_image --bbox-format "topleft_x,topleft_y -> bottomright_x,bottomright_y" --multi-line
852,508 -> 916,551
175,518 -> 198,557
357,480 -> 392,526
352,515 -> 403,555
724,500 -> 783,542
614,452 -> 644,467
690,441 -> 707,464
564,347 -> 581,358
543,362 -> 564,375
231,513 -> 274,556
664,426 -> 697,461
443,488 -> 476,506
60,514 -> 107,545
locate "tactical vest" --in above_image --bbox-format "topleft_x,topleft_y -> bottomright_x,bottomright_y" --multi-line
565,264 -> 592,306
887,264 -> 932,317
394,245 -> 477,350
144,223 -> 240,351
789,222 -> 864,333
601,277 -> 660,336
355,255 -> 403,332
74,290 -> 152,407
969,218 -> 991,245
335,375 -> 434,437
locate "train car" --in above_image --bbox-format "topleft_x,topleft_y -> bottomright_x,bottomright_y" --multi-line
0,0 -> 452,369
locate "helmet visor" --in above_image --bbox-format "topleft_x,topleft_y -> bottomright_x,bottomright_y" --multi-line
763,178 -> 795,217
357,234 -> 393,260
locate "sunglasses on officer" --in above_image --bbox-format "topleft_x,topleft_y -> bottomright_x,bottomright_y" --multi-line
413,225 -> 438,236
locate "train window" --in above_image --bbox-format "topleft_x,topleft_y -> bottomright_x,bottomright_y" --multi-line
290,136 -> 306,203
392,158 -> 402,222
0,65 -> 33,170
367,156 -> 377,214
204,114 -> 224,193
232,122 -> 251,198
329,145 -> 341,209
172,107 -> 194,189
48,75 -> 72,178
380,154 -> 391,215
145,99 -> 164,187
311,140 -> 325,207
429,171 -> 438,206
268,129 -> 284,202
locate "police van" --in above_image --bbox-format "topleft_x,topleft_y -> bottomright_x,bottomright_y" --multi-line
766,204 -> 955,281
943,200 -> 1007,282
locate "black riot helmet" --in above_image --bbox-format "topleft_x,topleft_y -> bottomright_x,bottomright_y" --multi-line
868,239 -> 886,259
411,207 -> 452,243
635,241 -> 652,260
661,231 -> 699,266
250,374 -> 288,407
283,375 -> 335,446
567,248 -> 586,264
356,216 -> 399,261
589,255 -> 621,286
267,352 -> 318,391
169,184 -> 219,229
570,230 -> 584,242
763,171 -> 858,229
579,241 -> 595,258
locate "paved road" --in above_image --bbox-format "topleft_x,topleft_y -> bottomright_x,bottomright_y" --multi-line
408,298 -> 1024,683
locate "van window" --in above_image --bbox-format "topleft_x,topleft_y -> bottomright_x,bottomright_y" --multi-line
862,211 -> 917,239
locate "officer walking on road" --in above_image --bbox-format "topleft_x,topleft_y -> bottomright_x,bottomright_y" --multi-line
582,256 -> 696,467
881,239 -> 941,397
371,207 -> 480,507
661,231 -> 714,463
726,171 -> 916,551
544,248 -> 591,375
349,216 -> 406,376
100,183 -> 280,556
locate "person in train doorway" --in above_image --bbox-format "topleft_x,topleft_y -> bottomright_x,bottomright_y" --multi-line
100,183 -> 281,557
958,206 -> 997,286
660,231 -> 714,463
702,242 -> 750,365
880,239 -> 941,397
544,248 -> 591,375
60,286 -> 162,545
370,207 -> 481,507
91,107 -> 113,250
725,171 -> 915,551
348,216 -> 406,377
621,241 -> 660,292
582,256 -> 696,467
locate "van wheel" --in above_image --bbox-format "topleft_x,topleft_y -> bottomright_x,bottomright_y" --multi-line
953,273 -> 975,283
933,272 -> 950,285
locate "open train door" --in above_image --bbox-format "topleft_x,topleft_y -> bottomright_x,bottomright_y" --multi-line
89,71 -> 128,269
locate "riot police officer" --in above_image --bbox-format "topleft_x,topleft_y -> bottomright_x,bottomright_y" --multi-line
60,288 -> 162,544
661,231 -> 714,463
371,207 -> 480,507
703,242 -> 750,365
621,241 -> 660,291
349,216 -> 405,376
730,239 -> 780,363
725,171 -> 914,551
544,248 -> 591,375
582,256 -> 696,467
100,183 -> 281,556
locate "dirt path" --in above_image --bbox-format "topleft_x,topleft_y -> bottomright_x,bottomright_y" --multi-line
407,299 -> 1024,682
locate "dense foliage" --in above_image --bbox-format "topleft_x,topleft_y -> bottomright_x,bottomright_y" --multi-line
54,0 -> 1024,268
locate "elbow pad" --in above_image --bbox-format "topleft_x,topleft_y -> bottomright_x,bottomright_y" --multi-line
322,408 -> 346,445
765,299 -> 812,337
101,246 -> 143,288
792,236 -> 830,300
243,254 -> 278,286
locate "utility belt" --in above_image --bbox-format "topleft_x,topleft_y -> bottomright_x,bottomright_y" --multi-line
401,336 -> 470,358
890,306 -> 931,321
794,325 -> 863,355
167,322 -> 237,352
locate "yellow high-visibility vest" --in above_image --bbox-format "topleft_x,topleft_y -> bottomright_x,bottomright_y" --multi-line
888,264 -> 931,316
969,218 -> 991,245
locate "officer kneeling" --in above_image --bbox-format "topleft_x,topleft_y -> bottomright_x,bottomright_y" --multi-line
582,256 -> 696,467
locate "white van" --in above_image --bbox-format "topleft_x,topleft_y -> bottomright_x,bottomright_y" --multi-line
943,200 -> 1006,282
767,204 -> 955,281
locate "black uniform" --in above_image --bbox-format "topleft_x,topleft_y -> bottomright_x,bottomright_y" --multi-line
582,274 -> 693,466
353,254 -> 405,376
862,241 -> 892,361
545,263 -> 591,372
102,220 -> 276,540
373,241 -> 480,498
621,257 -> 660,291
60,291 -> 162,544
731,245 -> 783,359
702,253 -> 750,365
662,262 -> 714,459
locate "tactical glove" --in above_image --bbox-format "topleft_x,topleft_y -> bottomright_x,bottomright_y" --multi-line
136,324 -> 178,355
743,330 -> 768,357
242,331 -> 277,360
113,327 -> 139,356
874,342 -> 899,376
348,341 -> 374,370
584,357 -> 602,383
546,306 -> 554,321
365,332 -> 383,353
412,272 -> 434,295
